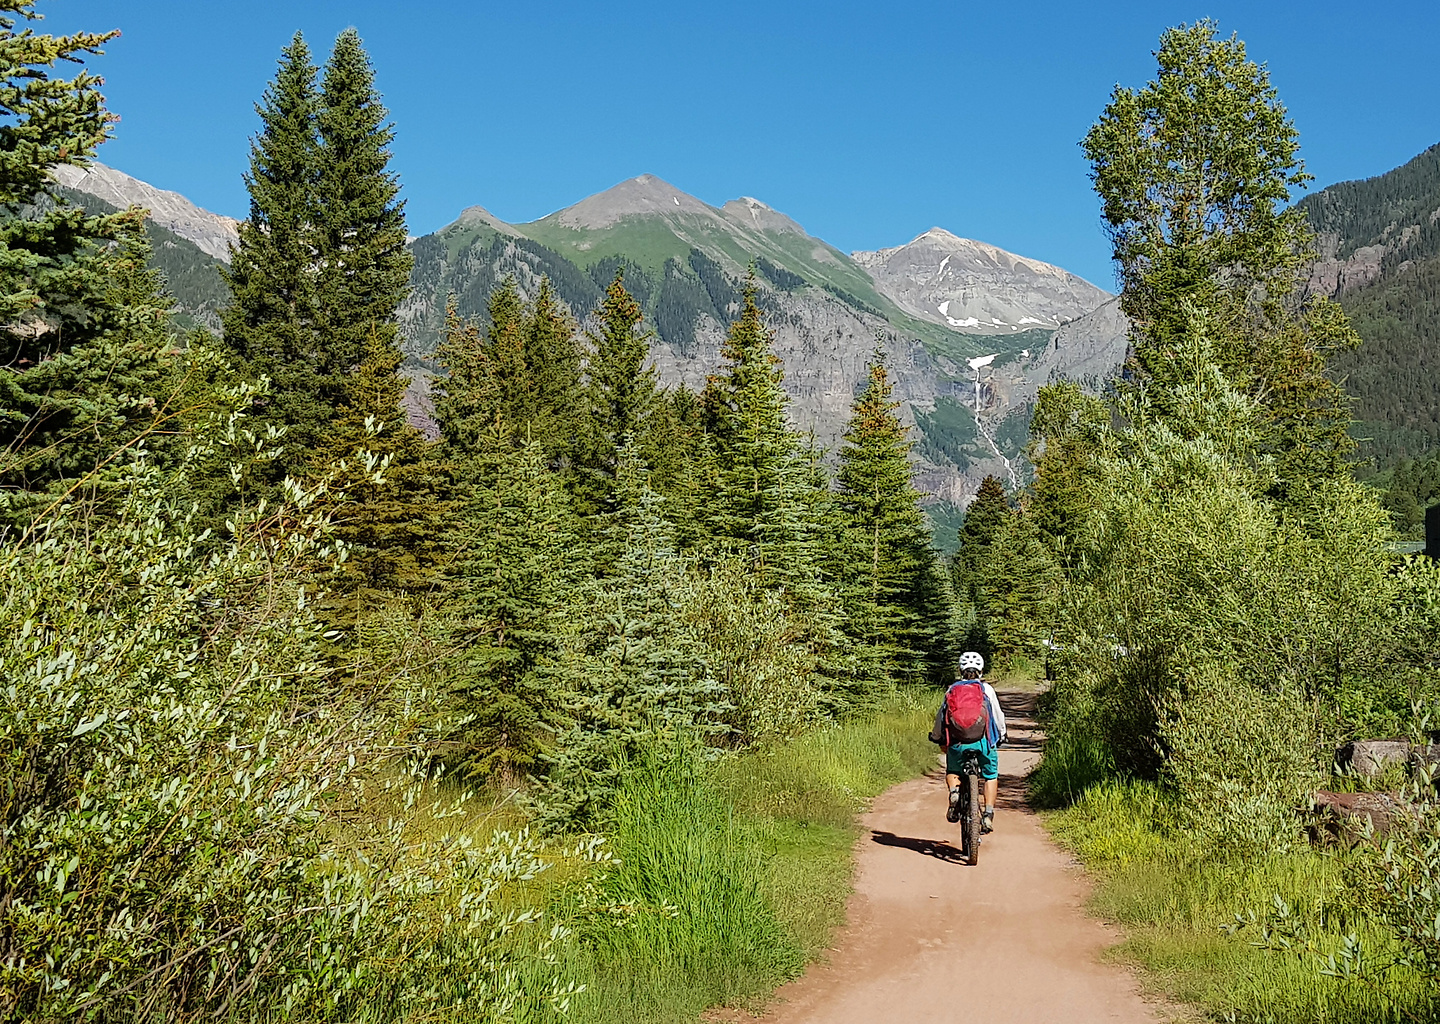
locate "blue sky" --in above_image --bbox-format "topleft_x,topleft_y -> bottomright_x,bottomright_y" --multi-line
40,0 -> 1440,290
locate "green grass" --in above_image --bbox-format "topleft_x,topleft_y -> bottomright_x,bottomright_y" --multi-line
1043,781 -> 1440,1023
551,688 -> 938,1024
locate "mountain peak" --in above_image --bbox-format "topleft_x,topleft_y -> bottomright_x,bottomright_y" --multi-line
719,196 -> 807,236
540,173 -> 714,230
851,229 -> 1111,333
455,204 -> 517,234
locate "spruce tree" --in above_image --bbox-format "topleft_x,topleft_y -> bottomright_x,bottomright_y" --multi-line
432,280 -> 538,472
975,507 -> 1061,670
700,280 -> 817,588
223,30 -> 412,485
535,443 -> 725,827
445,423 -> 574,783
524,277 -> 585,466
313,29 -> 412,380
1025,381 -> 1109,561
0,9 -> 175,524
580,269 -> 661,514
952,475 -> 1009,603
312,330 -> 448,613
220,33 -> 324,464
835,350 -> 943,682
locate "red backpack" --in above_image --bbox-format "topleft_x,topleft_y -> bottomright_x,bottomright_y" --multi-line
945,681 -> 989,744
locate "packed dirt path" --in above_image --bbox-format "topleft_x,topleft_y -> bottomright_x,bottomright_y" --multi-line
755,690 -> 1169,1024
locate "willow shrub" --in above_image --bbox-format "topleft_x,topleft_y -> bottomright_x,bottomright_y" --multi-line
0,431 -> 573,1020
1036,342 -> 1407,854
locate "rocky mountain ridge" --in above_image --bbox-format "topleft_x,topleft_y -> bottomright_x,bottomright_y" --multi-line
51,162 -> 240,261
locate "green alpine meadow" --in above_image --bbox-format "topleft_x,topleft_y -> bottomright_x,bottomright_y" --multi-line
3,3 -> 1440,1022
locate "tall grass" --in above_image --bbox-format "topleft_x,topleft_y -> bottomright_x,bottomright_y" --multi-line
550,688 -> 938,1024
1045,781 -> 1440,1023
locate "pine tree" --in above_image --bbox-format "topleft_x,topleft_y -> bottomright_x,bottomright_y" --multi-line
220,33 -> 324,465
312,29 -> 412,381
580,269 -> 661,514
445,424 -> 574,783
311,330 -> 448,612
835,350 -> 945,682
700,279 -> 817,588
0,9 -> 175,524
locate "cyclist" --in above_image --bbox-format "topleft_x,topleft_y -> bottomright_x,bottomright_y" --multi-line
929,651 -> 1007,833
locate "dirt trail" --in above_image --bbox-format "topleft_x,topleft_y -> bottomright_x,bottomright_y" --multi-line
755,691 -> 1167,1024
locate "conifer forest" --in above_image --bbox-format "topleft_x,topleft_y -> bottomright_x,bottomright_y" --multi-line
4,6 -> 1440,1023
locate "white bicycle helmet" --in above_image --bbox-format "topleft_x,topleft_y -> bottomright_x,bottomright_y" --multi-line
958,651 -> 985,674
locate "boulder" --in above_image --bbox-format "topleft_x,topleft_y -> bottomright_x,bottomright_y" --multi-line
1310,790 -> 1403,844
1335,739 -> 1411,777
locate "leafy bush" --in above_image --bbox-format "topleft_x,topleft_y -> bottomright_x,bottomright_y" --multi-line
1160,670 -> 1320,857
0,432 -> 571,1020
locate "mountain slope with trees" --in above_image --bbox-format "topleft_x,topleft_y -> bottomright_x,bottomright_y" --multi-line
1299,142 -> 1440,464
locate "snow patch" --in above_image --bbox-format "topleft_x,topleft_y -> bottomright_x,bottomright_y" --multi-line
938,299 -> 951,316
1016,316 -> 1044,325
937,254 -> 951,278
946,315 -> 981,328
673,196 -> 680,206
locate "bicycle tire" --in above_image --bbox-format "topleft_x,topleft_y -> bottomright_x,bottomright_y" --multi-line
966,772 -> 981,865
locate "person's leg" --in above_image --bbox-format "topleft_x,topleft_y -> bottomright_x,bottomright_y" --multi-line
944,748 -> 964,821
980,742 -> 999,831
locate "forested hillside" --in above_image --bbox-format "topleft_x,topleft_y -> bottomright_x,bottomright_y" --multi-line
1299,142 -> 1440,462
53,183 -> 231,329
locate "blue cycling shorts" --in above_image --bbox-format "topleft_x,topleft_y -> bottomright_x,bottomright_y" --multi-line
946,738 -> 998,780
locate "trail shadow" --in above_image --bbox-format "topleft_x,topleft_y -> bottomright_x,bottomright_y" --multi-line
870,830 -> 968,864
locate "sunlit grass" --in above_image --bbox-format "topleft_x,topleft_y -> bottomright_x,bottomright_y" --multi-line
1044,781 -> 1440,1023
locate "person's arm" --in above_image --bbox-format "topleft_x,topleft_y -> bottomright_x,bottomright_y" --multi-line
929,700 -> 947,746
985,682 -> 1007,744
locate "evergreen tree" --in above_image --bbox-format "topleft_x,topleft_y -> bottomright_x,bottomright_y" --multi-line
700,280 -> 817,588
1025,381 -> 1109,561
0,9 -> 175,524
580,269 -> 661,514
524,277 -> 584,466
535,444 -> 726,827
975,508 -> 1061,670
312,29 -> 412,380
220,33 -> 324,465
433,278 -> 588,480
952,475 -> 1009,602
445,424 -> 574,783
835,350 -> 945,682
223,30 -> 411,485
311,330 -> 448,612
433,284 -> 526,466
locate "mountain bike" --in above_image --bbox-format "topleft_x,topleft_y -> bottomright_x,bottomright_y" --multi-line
955,748 -> 983,865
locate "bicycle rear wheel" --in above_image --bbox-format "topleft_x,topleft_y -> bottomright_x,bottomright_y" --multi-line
965,772 -> 981,865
